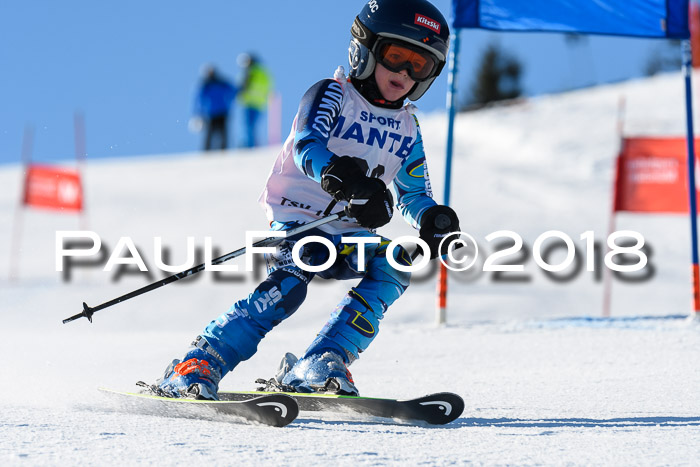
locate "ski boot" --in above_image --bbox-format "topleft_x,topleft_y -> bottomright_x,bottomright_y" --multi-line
154,345 -> 222,400
276,351 -> 360,396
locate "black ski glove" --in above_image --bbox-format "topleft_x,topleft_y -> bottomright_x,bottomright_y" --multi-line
418,205 -> 460,259
321,156 -> 394,229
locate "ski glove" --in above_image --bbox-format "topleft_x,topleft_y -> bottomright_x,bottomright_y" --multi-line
321,156 -> 394,229
419,205 -> 461,259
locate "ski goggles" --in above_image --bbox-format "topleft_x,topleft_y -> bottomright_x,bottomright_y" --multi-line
375,40 -> 438,82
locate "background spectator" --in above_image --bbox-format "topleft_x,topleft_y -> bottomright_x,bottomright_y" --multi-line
237,53 -> 273,148
191,65 -> 237,151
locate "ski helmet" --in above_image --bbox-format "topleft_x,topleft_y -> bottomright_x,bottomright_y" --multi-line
348,0 -> 450,101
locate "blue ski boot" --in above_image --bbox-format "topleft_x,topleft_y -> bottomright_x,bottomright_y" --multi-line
279,351 -> 360,396
155,344 -> 223,400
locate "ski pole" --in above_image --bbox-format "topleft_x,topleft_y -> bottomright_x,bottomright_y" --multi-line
62,212 -> 345,324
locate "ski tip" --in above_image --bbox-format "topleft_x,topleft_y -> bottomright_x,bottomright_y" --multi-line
247,393 -> 300,427
411,392 -> 465,425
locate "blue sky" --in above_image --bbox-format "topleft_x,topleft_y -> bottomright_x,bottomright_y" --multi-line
0,0 -> 681,165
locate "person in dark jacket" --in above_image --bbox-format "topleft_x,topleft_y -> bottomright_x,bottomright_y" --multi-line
191,65 -> 238,151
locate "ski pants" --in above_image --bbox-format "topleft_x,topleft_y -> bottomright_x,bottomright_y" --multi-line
199,225 -> 412,376
243,107 -> 260,148
204,114 -> 228,151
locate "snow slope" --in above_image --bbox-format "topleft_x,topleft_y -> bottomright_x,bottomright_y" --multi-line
1,71 -> 699,465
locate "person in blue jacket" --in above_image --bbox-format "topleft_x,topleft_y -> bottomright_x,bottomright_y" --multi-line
192,65 -> 238,151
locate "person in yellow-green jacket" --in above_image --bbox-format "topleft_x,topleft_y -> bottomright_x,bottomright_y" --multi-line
237,53 -> 273,148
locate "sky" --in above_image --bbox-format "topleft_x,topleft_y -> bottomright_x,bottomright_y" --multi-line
0,0 -> 683,165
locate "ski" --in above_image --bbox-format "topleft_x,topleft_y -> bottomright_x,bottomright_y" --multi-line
218,390 -> 464,425
99,387 -> 299,427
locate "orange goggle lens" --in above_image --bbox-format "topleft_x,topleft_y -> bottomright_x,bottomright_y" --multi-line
376,42 -> 437,81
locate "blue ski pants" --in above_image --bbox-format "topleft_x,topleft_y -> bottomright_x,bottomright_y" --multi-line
199,225 -> 412,376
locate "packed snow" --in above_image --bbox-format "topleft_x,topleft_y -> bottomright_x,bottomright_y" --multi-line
1,71 -> 699,465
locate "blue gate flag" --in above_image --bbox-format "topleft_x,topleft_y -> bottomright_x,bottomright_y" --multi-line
452,0 -> 689,38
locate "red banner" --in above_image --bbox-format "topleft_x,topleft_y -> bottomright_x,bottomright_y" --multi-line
23,164 -> 83,212
614,137 -> 699,214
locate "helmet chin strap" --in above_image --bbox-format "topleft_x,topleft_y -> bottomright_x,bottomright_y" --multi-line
351,75 -> 414,109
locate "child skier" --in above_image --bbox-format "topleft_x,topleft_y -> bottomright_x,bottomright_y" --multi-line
155,0 -> 460,400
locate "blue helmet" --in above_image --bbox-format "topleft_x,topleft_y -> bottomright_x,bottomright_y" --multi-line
348,0 -> 450,101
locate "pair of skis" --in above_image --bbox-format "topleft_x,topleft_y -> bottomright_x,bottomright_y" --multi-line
101,386 -> 465,427
75,211 -> 463,427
